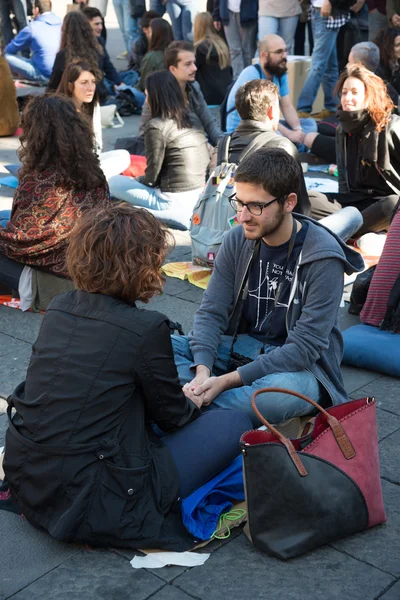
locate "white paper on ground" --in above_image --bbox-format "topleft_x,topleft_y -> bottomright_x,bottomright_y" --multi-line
130,551 -> 210,569
305,177 -> 339,194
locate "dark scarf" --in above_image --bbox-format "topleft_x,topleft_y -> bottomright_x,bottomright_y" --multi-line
338,109 -> 391,171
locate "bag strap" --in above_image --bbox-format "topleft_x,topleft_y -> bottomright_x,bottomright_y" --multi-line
251,387 -> 357,477
217,133 -> 232,166
238,131 -> 277,164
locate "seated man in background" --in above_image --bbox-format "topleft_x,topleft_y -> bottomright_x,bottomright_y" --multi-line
172,148 -> 364,424
5,0 -> 61,83
225,34 -> 317,150
226,78 -> 311,216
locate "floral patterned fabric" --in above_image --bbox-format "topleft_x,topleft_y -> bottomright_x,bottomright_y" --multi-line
0,169 -> 110,277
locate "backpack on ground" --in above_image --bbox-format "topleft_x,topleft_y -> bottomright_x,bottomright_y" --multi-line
190,132 -> 273,268
219,63 -> 262,132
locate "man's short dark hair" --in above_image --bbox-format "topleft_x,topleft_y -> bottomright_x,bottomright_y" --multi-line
235,79 -> 279,122
34,0 -> 52,12
235,148 -> 300,204
81,6 -> 103,20
164,41 -> 194,69
141,10 -> 161,29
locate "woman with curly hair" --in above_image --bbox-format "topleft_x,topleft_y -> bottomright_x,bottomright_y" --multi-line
57,60 -> 130,179
3,202 -> 251,550
0,94 -> 109,301
308,63 -> 400,236
375,27 -> 400,95
47,11 -> 123,105
193,12 -> 232,105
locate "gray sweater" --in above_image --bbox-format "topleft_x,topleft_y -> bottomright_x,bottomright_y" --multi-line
189,216 -> 365,406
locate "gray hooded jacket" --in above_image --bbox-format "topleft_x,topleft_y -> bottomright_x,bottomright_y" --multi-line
188,215 -> 365,406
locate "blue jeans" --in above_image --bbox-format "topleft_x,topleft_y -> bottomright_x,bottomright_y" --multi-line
163,410 -> 252,498
258,15 -> 299,55
113,0 -> 135,52
171,335 -> 322,425
320,206 -> 363,241
150,0 -> 166,16
0,210 -> 11,227
223,10 -> 258,79
165,0 -> 197,42
108,176 -> 200,230
297,8 -> 339,113
5,54 -> 48,83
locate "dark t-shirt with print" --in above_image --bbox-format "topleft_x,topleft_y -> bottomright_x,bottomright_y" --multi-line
242,222 -> 308,346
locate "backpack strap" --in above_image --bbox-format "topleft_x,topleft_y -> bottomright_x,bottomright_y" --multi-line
238,131 -> 277,164
217,133 -> 232,166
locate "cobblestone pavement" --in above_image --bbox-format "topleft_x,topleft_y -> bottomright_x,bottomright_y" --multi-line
0,4 -> 399,599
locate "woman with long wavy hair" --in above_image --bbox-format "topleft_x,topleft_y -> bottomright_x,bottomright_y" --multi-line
57,60 -> 130,179
193,11 -> 232,105
0,94 -> 109,302
47,11 -> 123,105
3,202 -> 252,550
307,63 -> 400,236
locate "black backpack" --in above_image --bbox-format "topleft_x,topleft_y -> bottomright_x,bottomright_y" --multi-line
220,63 -> 262,132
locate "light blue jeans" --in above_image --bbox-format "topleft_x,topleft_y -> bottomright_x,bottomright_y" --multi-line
172,334 -> 322,425
297,8 -> 339,113
5,55 -> 48,83
113,0 -> 136,52
165,0 -> 197,42
258,15 -> 299,55
108,176 -> 199,230
320,206 -> 363,241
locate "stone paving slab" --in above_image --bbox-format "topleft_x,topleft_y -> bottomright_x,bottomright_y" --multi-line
173,534 -> 395,600
0,306 -> 42,345
0,512 -> 81,600
375,407 -> 400,441
332,479 -> 400,577
380,580 -> 400,599
148,585 -> 196,600
352,376 -> 400,417
378,428 -> 400,485
8,549 -> 164,600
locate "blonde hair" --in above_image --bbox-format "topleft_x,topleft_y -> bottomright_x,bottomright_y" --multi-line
194,12 -> 230,70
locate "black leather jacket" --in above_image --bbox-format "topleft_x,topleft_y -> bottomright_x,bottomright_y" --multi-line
140,117 -> 210,193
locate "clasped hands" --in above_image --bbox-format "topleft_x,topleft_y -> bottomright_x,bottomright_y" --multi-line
183,365 -> 242,409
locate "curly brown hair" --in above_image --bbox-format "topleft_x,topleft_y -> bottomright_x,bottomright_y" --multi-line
67,203 -> 174,304
336,63 -> 394,132
18,93 -> 106,191
60,11 -> 102,79
374,27 -> 400,70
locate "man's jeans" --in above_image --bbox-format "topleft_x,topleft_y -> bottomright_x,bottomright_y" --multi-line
113,0 -> 135,52
258,15 -> 299,55
172,334 -> 322,425
5,54 -> 48,83
223,11 -> 258,79
297,8 -> 340,113
165,0 -> 197,42
150,0 -> 166,16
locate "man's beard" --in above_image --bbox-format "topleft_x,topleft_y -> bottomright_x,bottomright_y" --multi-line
242,205 -> 286,240
264,57 -> 287,77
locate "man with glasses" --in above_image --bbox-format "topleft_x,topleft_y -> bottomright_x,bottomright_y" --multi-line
225,34 -> 317,150
172,148 -> 363,424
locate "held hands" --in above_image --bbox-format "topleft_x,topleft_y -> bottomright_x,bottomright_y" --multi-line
183,365 -> 211,408
287,128 -> 305,145
321,0 -> 332,18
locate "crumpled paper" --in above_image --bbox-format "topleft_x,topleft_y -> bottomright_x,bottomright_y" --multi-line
130,551 -> 210,569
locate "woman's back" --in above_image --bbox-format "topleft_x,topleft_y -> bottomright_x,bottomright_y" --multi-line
136,50 -> 166,91
144,117 -> 210,192
195,40 -> 233,105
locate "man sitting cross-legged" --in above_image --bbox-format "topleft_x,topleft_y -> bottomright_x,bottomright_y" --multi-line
172,148 -> 364,424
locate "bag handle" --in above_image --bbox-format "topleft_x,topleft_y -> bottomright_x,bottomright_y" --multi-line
251,388 -> 356,477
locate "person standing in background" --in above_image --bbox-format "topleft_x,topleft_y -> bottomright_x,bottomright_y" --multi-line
0,0 -> 28,46
212,0 -> 258,79
113,0 -> 135,58
367,1 -> 387,41
165,0 -> 197,42
258,0 -> 301,55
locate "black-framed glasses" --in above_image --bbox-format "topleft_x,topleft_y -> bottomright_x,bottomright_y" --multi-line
229,195 -> 282,216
